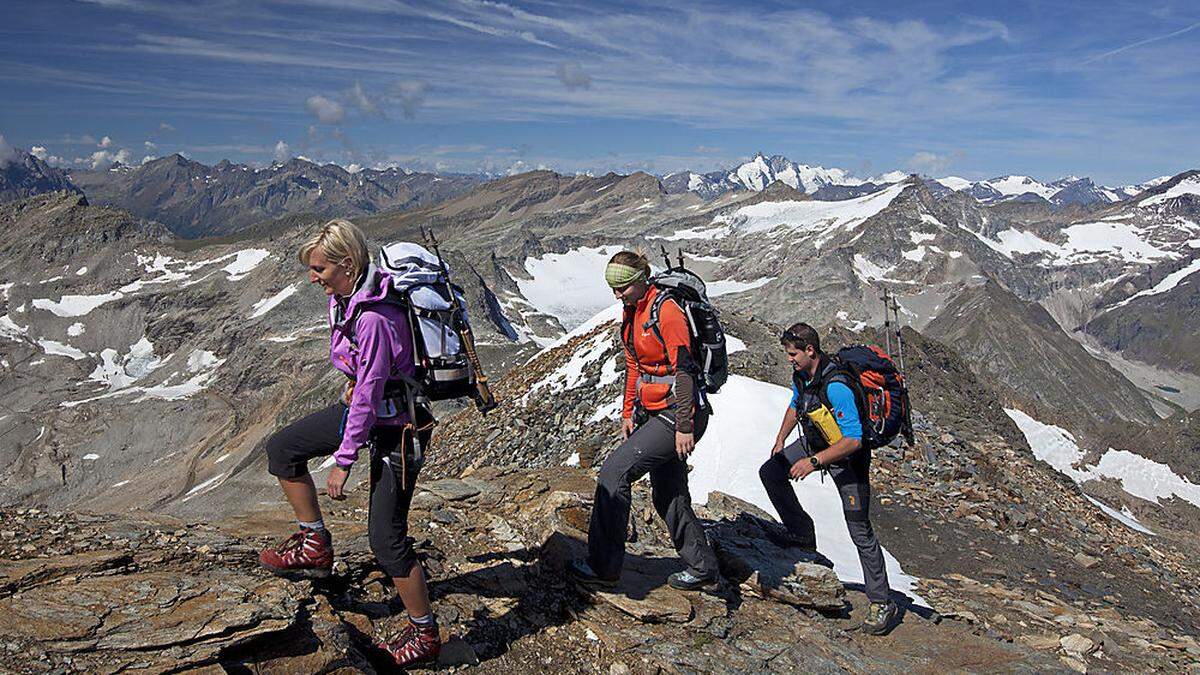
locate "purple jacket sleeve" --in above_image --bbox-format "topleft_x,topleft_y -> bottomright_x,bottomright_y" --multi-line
334,310 -> 402,467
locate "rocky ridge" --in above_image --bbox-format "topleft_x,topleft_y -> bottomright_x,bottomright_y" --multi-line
68,154 -> 485,238
0,153 -> 81,204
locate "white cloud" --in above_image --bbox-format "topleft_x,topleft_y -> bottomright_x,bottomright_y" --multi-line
98,135 -> 113,148
393,80 -> 428,120
556,61 -> 592,90
158,122 -> 174,132
144,140 -> 156,151
87,148 -> 134,168
273,140 -> 291,163
30,146 -> 48,160
907,151 -> 959,174
141,155 -> 157,165
305,95 -> 345,124
347,81 -> 381,116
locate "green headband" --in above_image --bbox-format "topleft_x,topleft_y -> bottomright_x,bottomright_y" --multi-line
605,263 -> 645,289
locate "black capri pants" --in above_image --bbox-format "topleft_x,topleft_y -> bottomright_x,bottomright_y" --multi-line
266,403 -> 434,577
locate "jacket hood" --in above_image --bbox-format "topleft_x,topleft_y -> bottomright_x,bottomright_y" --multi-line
332,264 -> 392,328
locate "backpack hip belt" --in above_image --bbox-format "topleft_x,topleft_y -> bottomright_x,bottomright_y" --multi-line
638,373 -> 676,387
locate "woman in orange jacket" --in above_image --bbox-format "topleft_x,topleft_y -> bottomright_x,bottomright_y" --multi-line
568,250 -> 720,590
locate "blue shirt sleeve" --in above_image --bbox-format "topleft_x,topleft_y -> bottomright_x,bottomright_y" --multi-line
825,382 -> 862,439
789,382 -> 802,410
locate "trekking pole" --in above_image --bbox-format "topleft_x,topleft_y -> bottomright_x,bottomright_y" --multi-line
422,226 -> 498,416
891,296 -> 906,373
676,248 -> 685,269
659,244 -> 672,270
880,288 -> 893,357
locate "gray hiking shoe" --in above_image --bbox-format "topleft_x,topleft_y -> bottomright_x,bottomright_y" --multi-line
568,558 -> 617,589
667,569 -> 716,591
862,600 -> 898,635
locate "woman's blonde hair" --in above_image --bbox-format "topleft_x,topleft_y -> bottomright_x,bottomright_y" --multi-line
608,250 -> 651,277
298,218 -> 370,279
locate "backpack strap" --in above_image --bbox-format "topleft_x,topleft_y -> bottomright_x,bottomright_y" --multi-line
815,356 -> 873,440
642,290 -> 671,351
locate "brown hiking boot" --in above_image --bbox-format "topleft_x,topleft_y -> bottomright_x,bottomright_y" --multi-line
258,528 -> 333,579
378,620 -> 441,668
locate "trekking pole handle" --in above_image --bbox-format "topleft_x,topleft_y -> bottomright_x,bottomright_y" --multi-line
462,330 -> 498,415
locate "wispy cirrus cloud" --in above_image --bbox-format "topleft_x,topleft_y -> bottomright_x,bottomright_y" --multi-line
1080,20 -> 1200,65
3,0 -> 1198,183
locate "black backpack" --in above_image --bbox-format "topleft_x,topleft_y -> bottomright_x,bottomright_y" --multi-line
812,345 -> 913,450
639,266 -> 729,395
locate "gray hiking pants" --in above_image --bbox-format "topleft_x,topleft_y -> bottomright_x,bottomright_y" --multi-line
587,409 -> 719,580
758,438 -> 891,603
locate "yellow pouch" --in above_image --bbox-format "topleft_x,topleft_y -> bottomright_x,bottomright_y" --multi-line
807,404 -> 844,446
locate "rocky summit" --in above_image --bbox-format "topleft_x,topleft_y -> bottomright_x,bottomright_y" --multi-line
2,161 -> 1200,673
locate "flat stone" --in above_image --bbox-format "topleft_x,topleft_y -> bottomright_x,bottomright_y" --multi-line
595,583 -> 693,624
1073,553 -> 1100,569
423,479 -> 481,502
0,550 -> 132,596
708,515 -> 844,610
1061,633 -> 1097,657
0,569 -> 297,667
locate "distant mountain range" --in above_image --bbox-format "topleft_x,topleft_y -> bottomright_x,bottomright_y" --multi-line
663,152 -> 1168,207
63,154 -> 485,238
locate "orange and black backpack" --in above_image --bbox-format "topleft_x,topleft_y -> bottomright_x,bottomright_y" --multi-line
821,345 -> 914,450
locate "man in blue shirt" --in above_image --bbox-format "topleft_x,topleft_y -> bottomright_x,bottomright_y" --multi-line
758,322 -> 896,635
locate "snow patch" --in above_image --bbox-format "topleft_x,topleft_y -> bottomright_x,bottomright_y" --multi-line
1141,175 -> 1200,207
221,249 -> 271,280
707,277 -> 774,296
250,283 -> 300,319
715,183 -> 906,238
589,393 -> 624,423
0,314 -> 28,340
32,292 -> 123,317
38,339 -> 88,360
725,335 -> 747,354
1110,257 -> 1200,309
67,322 -> 85,337
89,337 -> 163,390
524,332 -> 613,404
1006,408 -> 1200,511
82,453 -> 100,461
182,472 -> 227,501
1083,495 -> 1155,535
649,224 -> 732,241
516,246 -> 623,331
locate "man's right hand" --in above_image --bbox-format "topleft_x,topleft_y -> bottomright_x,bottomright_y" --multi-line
621,418 -> 635,439
771,439 -> 784,455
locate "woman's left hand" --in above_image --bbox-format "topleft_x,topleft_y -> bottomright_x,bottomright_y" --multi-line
326,466 -> 350,500
675,431 -> 695,459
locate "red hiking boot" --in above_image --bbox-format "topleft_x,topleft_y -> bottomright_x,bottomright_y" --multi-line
258,528 -> 333,579
378,620 -> 441,669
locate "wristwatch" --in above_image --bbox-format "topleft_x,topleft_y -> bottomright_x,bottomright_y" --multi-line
809,456 -> 821,469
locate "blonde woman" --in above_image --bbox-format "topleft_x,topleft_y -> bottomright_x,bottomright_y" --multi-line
258,219 -> 440,667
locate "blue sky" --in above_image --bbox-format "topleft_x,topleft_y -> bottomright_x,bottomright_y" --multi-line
1,0 -> 1197,184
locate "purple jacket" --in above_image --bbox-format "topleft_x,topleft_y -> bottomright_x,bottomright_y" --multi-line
328,266 -> 416,468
